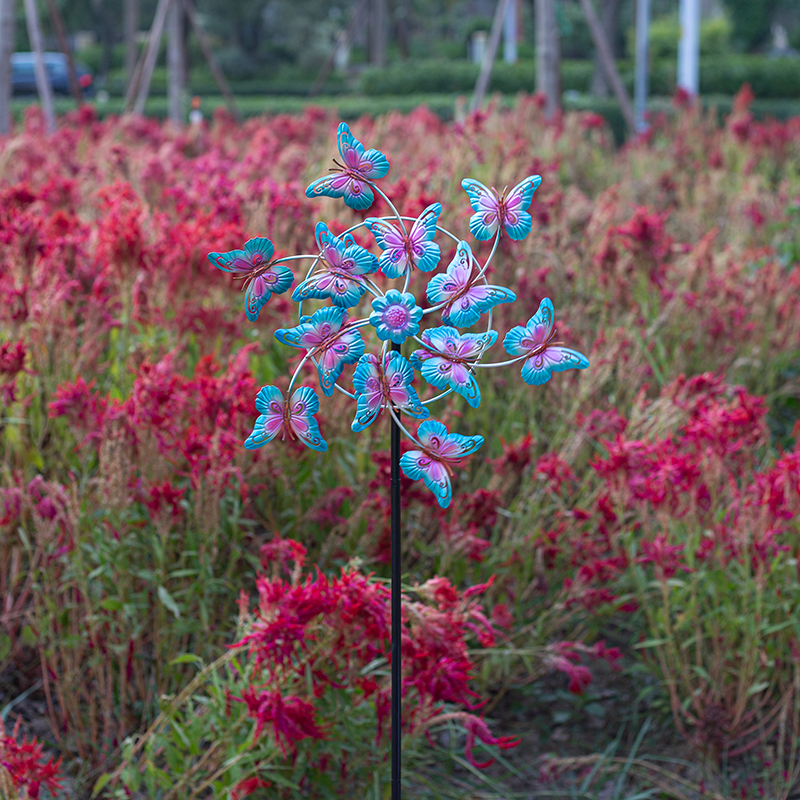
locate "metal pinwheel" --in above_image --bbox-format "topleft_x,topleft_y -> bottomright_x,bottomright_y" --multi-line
207,121 -> 589,800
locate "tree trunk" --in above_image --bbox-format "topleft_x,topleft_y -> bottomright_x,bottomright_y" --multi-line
394,0 -> 411,59
45,0 -> 83,104
0,0 -> 14,135
124,0 -> 139,94
370,0 -> 387,67
167,0 -> 184,125
132,0 -> 171,115
178,0 -> 239,119
535,0 -> 560,118
471,0 -> 512,112
23,0 -> 56,132
91,0 -> 114,82
589,0 -> 622,97
579,0 -> 635,135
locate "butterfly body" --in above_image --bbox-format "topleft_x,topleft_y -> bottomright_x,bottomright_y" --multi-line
503,298 -> 589,386
275,307 -> 365,396
461,175 -> 541,241
305,123 -> 390,210
399,420 -> 484,508
207,237 -> 293,321
351,352 -> 428,432
426,240 -> 517,327
292,223 -> 378,308
409,326 -> 497,408
245,385 -> 327,452
365,203 -> 442,278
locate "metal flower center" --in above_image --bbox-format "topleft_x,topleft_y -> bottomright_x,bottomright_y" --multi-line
385,305 -> 409,328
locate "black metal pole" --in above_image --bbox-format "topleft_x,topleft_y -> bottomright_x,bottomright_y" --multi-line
390,340 -> 402,800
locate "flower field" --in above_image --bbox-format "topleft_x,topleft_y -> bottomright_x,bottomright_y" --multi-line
1,89 -> 800,798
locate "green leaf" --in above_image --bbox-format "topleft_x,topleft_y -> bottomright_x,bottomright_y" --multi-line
747,681 -> 770,696
764,620 -> 793,635
158,586 -> 181,618
169,653 -> 203,666
100,598 -> 124,612
20,626 -> 38,647
632,638 -> 670,649
0,634 -> 11,663
91,773 -> 113,798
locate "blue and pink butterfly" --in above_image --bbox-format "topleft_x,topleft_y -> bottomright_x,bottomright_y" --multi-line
365,203 -> 442,278
409,327 -> 496,409
426,240 -> 516,328
305,123 -> 390,211
462,175 -> 542,241
351,351 -> 428,432
207,237 -> 293,322
399,420 -> 484,509
275,307 -> 365,397
245,385 -> 327,452
503,298 -> 589,385
292,223 -> 378,308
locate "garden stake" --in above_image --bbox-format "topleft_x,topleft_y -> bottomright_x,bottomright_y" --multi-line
208,122 -> 590,795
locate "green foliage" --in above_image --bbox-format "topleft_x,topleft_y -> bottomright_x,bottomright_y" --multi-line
359,55 -> 800,100
630,13 -> 733,60
721,0 -> 780,51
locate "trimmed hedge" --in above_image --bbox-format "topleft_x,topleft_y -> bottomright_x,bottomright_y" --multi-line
360,56 -> 800,99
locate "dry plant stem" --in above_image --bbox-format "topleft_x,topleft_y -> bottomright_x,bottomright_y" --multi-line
107,648 -> 239,786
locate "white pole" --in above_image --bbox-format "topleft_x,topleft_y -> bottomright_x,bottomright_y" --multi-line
503,0 -> 517,64
677,0 -> 700,96
0,0 -> 14,135
23,0 -> 55,133
634,0 -> 650,131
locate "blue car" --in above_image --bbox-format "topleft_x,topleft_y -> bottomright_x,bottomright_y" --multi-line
12,52 -> 94,97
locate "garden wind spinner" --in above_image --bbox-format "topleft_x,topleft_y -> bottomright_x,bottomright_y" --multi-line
208,122 -> 589,797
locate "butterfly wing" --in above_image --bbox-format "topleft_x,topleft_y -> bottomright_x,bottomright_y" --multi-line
287,386 -> 328,452
351,354 -> 384,432
276,307 -> 347,350
316,327 -> 365,396
502,175 -> 541,240
407,203 -> 442,273
420,358 -> 481,408
243,237 -> 276,264
340,177 -> 375,211
427,240 -> 472,305
208,248 -> 251,274
243,265 -> 291,322
364,218 -> 408,279
443,284 -> 517,328
417,420 -> 484,459
245,386 -> 285,450
305,173 -> 352,202
462,179 -> 501,241
440,431 -> 485,458
342,242 -> 380,276
503,297 -> 555,355
521,347 -> 589,386
337,123 -> 390,180
384,351 -> 428,419
292,271 -> 365,308
399,450 -> 452,509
